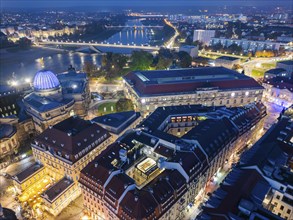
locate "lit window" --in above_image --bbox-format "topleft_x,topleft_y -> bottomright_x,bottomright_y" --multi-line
231,92 -> 235,97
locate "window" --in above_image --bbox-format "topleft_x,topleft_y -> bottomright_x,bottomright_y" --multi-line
287,209 -> 291,214
280,205 -> 284,210
276,195 -> 280,200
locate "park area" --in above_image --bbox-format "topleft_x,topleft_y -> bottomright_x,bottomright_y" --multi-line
97,102 -> 117,116
250,62 -> 276,78
95,98 -> 134,116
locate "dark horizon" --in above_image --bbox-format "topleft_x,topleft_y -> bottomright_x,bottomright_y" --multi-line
1,0 -> 293,9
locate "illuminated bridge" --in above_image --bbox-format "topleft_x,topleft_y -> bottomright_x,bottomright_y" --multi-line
38,40 -> 162,50
105,25 -> 164,29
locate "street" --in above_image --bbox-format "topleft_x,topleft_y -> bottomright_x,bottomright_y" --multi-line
0,156 -> 34,218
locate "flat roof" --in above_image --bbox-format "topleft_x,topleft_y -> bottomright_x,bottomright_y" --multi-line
124,67 -> 263,97
42,177 -> 73,202
92,111 -> 139,129
265,68 -> 287,74
278,60 -> 293,65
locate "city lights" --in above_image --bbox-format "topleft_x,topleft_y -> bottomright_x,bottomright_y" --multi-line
1,2 -> 292,220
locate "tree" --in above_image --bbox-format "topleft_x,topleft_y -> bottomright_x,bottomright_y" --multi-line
156,57 -> 172,70
193,40 -> 204,50
18,37 -> 31,48
226,43 -> 242,54
83,61 -> 98,77
176,51 -> 192,68
116,98 -> 134,112
255,50 -> 275,58
232,64 -> 242,71
130,51 -> 153,70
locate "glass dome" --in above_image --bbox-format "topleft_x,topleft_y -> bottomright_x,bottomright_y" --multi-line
33,70 -> 60,91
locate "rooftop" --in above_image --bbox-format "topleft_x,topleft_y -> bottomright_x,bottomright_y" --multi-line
240,115 -> 293,185
198,169 -> 282,220
265,68 -> 287,75
92,111 -> 140,134
124,67 -> 263,97
263,77 -> 293,91
33,116 -> 110,162
13,163 -> 44,183
0,124 -> 16,139
80,102 -> 267,219
42,177 -> 73,203
278,60 -> 293,66
24,93 -> 74,112
58,71 -> 87,94
33,70 -> 60,92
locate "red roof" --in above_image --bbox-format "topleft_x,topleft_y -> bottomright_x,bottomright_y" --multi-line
125,68 -> 263,96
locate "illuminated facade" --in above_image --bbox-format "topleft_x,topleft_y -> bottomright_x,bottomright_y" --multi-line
262,79 -> 293,108
123,67 -> 264,115
0,124 -> 19,159
24,68 -> 90,133
13,116 -> 112,216
79,102 -> 266,220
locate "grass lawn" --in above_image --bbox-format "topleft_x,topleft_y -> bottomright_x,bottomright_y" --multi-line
97,102 -> 117,116
261,62 -> 276,69
251,69 -> 265,78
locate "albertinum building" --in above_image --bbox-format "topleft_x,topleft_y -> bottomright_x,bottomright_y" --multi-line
23,68 -> 90,133
123,67 -> 264,115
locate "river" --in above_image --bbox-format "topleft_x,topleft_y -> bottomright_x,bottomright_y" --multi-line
0,19 -> 156,82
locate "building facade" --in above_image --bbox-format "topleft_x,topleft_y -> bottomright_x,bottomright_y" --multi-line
0,124 -> 19,159
262,78 -> 293,108
23,68 -> 90,133
13,116 -> 112,216
79,102 -> 266,220
210,38 -> 282,52
193,30 -> 215,45
123,67 -> 264,115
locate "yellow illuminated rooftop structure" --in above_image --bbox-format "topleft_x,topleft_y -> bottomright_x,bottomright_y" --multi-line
137,158 -> 157,174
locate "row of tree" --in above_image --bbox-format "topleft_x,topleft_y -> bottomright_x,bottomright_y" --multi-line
83,49 -> 193,79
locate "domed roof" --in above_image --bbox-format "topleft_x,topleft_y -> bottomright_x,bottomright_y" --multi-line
33,70 -> 60,91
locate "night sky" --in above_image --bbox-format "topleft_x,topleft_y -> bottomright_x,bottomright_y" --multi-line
2,0 -> 292,8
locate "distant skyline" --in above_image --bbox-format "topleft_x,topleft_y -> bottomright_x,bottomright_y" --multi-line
1,0 -> 293,9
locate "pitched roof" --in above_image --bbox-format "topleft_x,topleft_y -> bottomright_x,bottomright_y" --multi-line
34,116 -> 110,162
